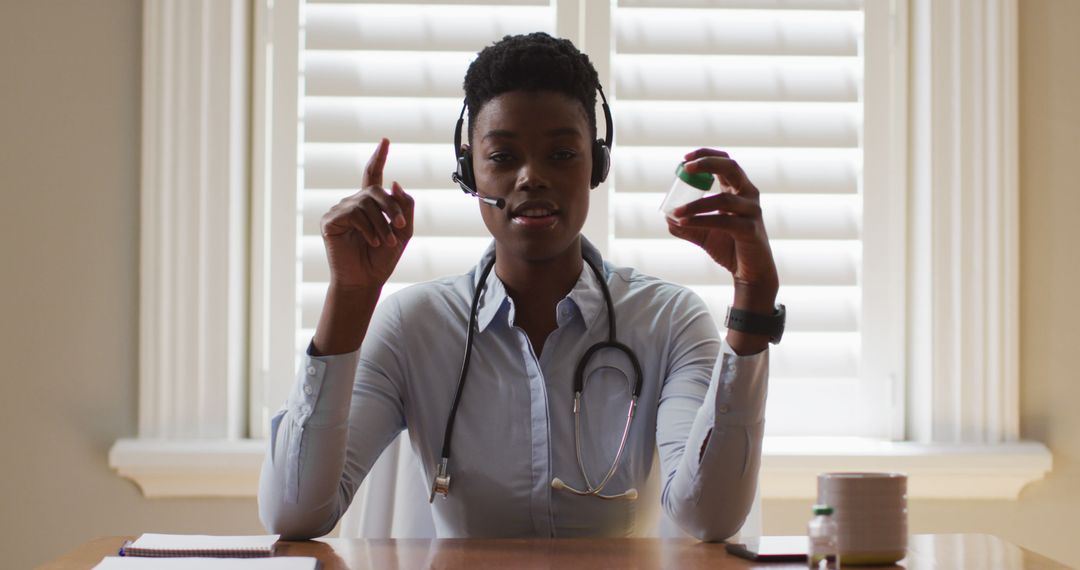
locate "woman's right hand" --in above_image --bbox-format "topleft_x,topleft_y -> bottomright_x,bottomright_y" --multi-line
320,138 -> 414,289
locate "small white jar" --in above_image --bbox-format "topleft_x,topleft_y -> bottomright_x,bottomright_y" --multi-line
659,161 -> 715,220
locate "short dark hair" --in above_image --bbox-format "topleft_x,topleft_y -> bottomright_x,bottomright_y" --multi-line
462,32 -> 600,145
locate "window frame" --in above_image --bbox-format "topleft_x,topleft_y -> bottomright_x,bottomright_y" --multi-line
110,0 -> 1049,500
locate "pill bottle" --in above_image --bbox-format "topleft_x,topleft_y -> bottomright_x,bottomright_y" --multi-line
808,504 -> 840,569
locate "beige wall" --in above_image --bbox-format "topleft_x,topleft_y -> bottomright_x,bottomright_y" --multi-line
0,3 -> 264,568
1,1 -> 1077,568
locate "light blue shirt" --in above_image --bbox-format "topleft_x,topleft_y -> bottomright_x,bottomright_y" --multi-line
259,237 -> 768,541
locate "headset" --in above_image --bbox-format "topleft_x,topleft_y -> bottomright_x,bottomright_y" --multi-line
450,85 -> 615,208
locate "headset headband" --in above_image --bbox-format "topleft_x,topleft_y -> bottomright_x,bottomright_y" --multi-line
454,85 -> 614,157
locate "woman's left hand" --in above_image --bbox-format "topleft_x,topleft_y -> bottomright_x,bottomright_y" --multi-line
667,148 -> 780,307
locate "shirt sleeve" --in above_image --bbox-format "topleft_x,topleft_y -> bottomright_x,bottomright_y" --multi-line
655,290 -> 769,542
258,296 -> 408,540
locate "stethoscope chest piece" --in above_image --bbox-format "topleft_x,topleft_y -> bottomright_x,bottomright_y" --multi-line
430,457 -> 451,502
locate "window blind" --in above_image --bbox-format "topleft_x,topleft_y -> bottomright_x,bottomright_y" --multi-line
299,0 -> 872,436
300,1 -> 555,353
610,0 -> 866,435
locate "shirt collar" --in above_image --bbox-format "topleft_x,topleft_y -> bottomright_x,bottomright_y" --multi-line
472,237 -> 608,334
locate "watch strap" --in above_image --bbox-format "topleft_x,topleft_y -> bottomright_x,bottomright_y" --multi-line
724,304 -> 786,345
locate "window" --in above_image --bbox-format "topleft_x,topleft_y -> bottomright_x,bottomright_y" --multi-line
112,0 -> 1049,502
288,0 -> 892,438
295,1 -> 557,411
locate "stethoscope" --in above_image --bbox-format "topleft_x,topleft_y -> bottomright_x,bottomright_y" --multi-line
429,252 -> 644,503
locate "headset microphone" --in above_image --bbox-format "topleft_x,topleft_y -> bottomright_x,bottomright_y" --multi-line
451,171 -> 506,209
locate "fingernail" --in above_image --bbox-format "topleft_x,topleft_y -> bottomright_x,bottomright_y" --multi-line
394,214 -> 406,228
386,234 -> 397,246
372,238 -> 380,247
673,206 -> 686,216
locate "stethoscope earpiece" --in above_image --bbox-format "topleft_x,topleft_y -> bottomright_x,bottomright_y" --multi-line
551,477 -> 639,501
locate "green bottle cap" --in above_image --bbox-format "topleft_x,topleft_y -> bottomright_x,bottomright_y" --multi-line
676,162 -> 715,191
812,504 -> 834,516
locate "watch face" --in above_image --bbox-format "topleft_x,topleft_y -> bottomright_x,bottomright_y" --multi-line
771,304 -> 786,344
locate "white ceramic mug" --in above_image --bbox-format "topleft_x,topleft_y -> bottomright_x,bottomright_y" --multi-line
817,472 -> 908,565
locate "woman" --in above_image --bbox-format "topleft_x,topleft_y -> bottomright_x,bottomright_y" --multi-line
259,32 -> 781,541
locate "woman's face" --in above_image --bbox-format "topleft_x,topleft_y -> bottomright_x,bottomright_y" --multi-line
469,90 -> 594,263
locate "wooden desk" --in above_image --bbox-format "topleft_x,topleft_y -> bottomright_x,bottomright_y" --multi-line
40,534 -> 1069,569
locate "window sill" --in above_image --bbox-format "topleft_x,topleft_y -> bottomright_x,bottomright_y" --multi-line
109,437 -> 1052,500
761,437 -> 1052,499
109,438 -> 267,498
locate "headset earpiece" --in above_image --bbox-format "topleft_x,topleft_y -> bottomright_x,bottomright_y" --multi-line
455,144 -> 477,195
591,86 -> 614,189
590,139 -> 610,189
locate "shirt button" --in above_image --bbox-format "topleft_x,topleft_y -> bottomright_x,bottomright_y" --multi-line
718,404 -> 730,414
303,384 -> 313,396
306,365 -> 317,376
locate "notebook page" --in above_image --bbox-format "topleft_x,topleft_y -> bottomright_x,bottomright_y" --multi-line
130,534 -> 280,551
94,557 -> 317,570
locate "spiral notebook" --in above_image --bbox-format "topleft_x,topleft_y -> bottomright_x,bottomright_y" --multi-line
118,534 -> 281,558
95,557 -> 317,569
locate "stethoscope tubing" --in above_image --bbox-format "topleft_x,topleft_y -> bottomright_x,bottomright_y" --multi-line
440,255 -> 496,462
431,252 -> 643,502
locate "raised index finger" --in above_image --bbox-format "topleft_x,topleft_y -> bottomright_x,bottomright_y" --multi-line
363,137 -> 390,189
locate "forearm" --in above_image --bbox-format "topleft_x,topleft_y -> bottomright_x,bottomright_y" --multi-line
662,345 -> 769,542
259,406 -> 352,539
258,350 -> 361,538
312,283 -> 383,356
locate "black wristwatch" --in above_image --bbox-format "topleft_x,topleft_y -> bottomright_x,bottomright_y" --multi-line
724,304 -> 786,345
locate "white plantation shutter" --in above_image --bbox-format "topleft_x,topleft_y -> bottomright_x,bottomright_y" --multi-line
300,1 -> 555,350
609,1 -> 873,436
297,0 -> 884,437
